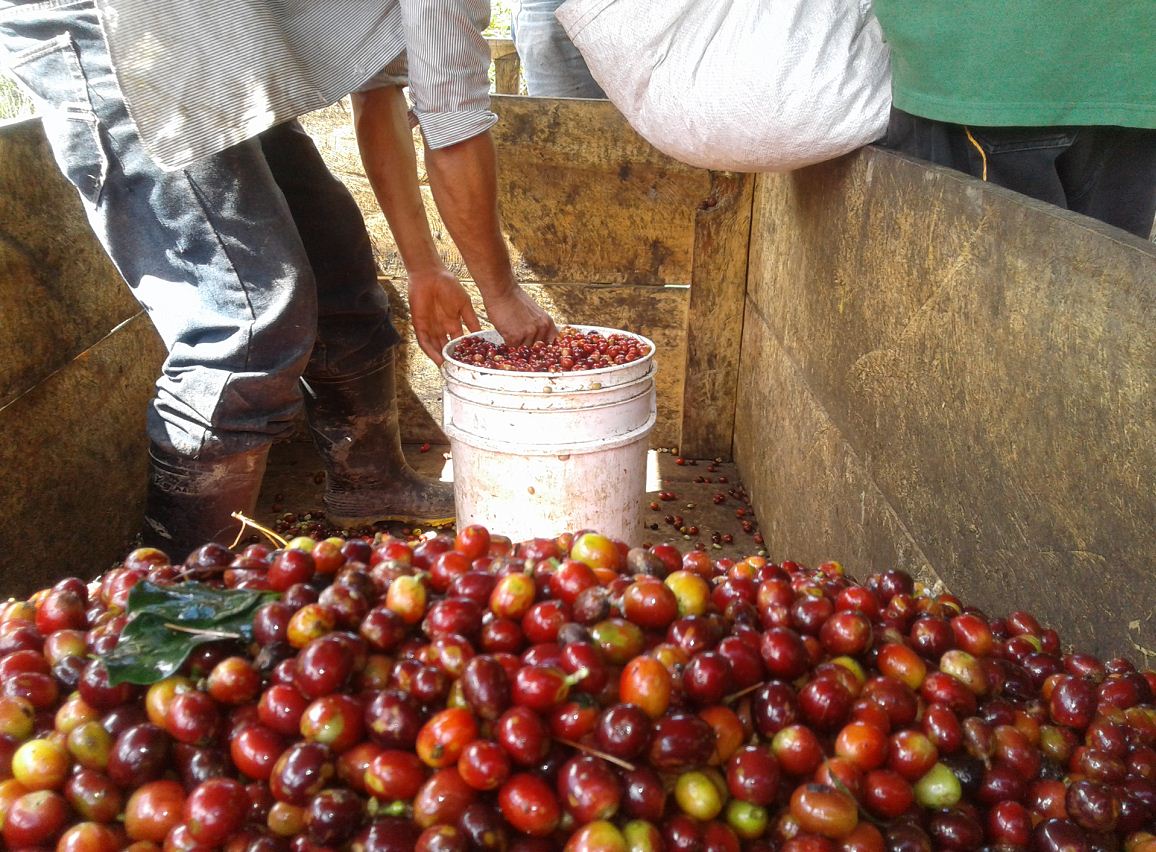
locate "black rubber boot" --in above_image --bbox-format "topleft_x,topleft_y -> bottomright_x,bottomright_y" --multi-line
142,444 -> 270,562
303,348 -> 455,527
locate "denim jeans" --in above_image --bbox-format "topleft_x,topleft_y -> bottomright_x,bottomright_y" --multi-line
0,0 -> 399,460
512,0 -> 605,99
883,108 -> 1156,240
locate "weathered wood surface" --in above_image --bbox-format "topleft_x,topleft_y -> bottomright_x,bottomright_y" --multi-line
0,120 -> 146,407
738,147 -> 1156,660
0,316 -> 160,595
491,96 -> 709,286
679,172 -> 755,459
0,119 -> 164,590
488,38 -> 522,95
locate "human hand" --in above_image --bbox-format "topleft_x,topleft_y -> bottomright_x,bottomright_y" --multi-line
482,285 -> 557,348
407,268 -> 482,364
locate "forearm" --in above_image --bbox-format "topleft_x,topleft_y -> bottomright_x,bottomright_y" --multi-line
424,131 -> 516,300
351,87 -> 442,276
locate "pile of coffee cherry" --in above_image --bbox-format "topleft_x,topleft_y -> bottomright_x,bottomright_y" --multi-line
0,524 -> 1153,851
448,327 -> 651,373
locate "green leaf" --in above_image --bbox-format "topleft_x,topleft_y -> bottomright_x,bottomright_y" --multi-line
100,581 -> 277,686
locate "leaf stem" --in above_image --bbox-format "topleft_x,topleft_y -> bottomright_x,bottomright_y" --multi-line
163,623 -> 244,640
724,680 -> 767,704
230,512 -> 289,548
554,737 -> 637,772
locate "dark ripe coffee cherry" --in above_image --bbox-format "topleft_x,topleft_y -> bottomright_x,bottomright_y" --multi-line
797,675 -> 855,733
270,741 -> 335,805
760,627 -> 811,680
107,722 -> 170,788
424,596 -> 483,639
726,744 -> 781,806
293,634 -> 356,698
174,742 -> 231,789
885,820 -> 933,852
480,617 -> 524,654
78,659 -> 137,711
364,689 -> 423,749
927,807 -> 984,850
306,787 -> 366,846
497,772 -> 560,837
1049,675 -> 1097,730
594,703 -> 652,759
682,651 -> 732,706
184,777 -> 248,846
457,802 -> 509,851
1032,818 -> 1091,852
416,824 -> 468,852
647,712 -> 715,771
716,634 -> 765,689
1065,778 -> 1120,833
751,680 -> 800,738
496,705 -> 551,766
460,655 -> 511,721
556,754 -> 623,823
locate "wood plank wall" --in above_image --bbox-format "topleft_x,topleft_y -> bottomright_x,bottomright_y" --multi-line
738,148 -> 1156,660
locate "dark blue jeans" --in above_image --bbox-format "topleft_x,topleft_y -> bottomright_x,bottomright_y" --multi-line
883,108 -> 1156,240
0,0 -> 400,460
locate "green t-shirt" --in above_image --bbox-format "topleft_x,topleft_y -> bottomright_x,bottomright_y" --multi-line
872,1 -> 1156,128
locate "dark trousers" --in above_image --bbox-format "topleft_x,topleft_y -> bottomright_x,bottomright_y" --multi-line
882,108 -> 1156,239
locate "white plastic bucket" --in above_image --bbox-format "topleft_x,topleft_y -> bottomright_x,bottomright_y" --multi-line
441,326 -> 657,544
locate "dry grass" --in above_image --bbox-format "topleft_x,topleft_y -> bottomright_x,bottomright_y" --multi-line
487,0 -> 514,36
0,78 -> 35,121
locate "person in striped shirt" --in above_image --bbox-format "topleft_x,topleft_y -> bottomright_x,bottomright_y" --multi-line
0,0 -> 556,558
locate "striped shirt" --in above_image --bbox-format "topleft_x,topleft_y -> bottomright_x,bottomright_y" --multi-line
96,0 -> 498,170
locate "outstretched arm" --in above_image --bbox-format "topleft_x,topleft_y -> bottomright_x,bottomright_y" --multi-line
424,130 -> 556,349
352,85 -> 482,364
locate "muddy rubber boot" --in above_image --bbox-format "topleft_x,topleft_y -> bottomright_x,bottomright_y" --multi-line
304,349 -> 455,527
142,444 -> 270,562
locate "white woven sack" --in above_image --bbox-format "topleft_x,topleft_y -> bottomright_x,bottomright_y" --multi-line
556,0 -> 892,172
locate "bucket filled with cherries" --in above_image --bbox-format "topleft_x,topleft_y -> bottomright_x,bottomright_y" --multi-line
0,524 -> 1153,851
441,326 -> 658,545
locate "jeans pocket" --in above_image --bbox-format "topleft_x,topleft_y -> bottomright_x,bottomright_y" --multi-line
6,32 -> 107,203
969,127 -> 1077,156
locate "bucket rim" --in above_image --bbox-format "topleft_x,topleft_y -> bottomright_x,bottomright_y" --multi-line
443,362 -> 656,400
445,409 -> 657,456
440,325 -> 656,379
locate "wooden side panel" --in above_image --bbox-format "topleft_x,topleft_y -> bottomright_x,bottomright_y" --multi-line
488,38 -> 522,95
0,119 -> 164,590
679,172 -> 755,458
738,148 -> 1156,660
0,120 -> 144,406
491,96 -> 710,285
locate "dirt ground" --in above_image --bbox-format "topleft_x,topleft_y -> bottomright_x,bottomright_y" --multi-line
256,437 -> 766,563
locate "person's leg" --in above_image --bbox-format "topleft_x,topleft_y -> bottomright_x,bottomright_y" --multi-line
1,1 -> 316,555
257,120 -> 400,380
512,0 -> 605,98
1057,126 -> 1156,239
258,121 -> 455,527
